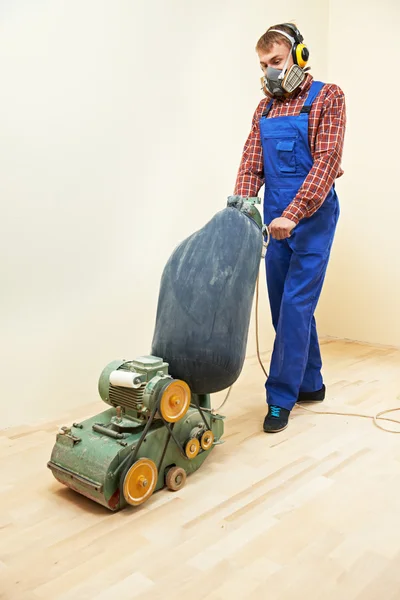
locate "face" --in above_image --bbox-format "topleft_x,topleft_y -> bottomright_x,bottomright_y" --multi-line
258,41 -> 293,73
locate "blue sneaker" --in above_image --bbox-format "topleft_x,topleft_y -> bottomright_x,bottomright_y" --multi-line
263,405 -> 290,433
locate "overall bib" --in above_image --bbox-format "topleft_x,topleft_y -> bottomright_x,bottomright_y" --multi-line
259,80 -> 339,411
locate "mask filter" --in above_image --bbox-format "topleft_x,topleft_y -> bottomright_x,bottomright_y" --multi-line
281,64 -> 305,93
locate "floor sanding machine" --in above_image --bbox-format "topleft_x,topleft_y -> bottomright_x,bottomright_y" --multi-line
47,197 -> 265,511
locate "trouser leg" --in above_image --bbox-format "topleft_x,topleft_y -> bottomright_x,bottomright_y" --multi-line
300,316 -> 323,393
265,248 -> 331,411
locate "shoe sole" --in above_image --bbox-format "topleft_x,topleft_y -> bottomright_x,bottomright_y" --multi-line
263,423 -> 288,434
296,399 -> 324,404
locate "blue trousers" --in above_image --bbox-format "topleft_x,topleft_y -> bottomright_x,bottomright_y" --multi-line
264,238 -> 333,411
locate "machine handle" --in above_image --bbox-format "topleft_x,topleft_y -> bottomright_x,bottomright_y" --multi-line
92,423 -> 125,439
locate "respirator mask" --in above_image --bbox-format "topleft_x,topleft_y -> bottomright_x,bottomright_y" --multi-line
261,27 -> 309,98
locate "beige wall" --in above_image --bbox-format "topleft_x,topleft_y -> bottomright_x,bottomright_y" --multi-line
1,1 -> 328,429
315,0 -> 400,347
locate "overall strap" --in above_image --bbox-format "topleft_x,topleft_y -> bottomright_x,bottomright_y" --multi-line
261,99 -> 274,118
300,80 -> 325,114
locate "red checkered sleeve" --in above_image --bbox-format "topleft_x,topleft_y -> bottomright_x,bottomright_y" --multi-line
282,86 -> 346,224
233,100 -> 267,197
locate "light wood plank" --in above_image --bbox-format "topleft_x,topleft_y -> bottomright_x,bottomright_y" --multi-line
1,339 -> 400,600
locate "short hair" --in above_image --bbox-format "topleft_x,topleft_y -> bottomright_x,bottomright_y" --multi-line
256,23 -> 297,53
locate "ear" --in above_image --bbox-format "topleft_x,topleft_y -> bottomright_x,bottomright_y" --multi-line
260,75 -> 269,96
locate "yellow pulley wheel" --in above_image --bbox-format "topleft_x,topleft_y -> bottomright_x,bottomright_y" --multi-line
185,437 -> 200,460
122,458 -> 158,507
159,379 -> 191,423
201,430 -> 214,451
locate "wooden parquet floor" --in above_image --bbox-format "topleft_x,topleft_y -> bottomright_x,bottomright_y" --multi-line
1,339 -> 400,600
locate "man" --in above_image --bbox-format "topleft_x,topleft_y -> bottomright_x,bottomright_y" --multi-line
234,23 -> 346,433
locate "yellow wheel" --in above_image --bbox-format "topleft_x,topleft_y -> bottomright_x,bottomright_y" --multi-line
159,379 -> 191,423
122,458 -> 158,506
201,430 -> 214,451
185,437 -> 200,460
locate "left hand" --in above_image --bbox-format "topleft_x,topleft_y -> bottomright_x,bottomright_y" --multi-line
268,217 -> 296,240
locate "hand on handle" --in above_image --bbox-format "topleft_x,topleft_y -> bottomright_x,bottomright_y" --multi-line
268,217 -> 296,240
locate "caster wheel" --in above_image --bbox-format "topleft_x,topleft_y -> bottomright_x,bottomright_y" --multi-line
166,466 -> 187,491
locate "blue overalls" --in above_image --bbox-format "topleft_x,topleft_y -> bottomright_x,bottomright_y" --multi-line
259,80 -> 339,411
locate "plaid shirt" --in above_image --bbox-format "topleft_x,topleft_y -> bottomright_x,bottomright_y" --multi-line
234,74 -> 346,224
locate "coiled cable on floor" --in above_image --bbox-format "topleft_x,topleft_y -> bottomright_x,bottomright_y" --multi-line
296,403 -> 400,434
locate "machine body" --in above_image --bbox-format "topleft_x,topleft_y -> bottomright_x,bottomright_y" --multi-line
48,355 -> 224,511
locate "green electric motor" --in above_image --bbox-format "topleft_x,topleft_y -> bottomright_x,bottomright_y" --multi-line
47,355 -> 224,511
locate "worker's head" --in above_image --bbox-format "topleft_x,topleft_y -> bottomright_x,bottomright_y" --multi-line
256,23 -> 309,97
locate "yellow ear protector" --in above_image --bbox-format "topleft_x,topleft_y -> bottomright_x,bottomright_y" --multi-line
269,23 -> 309,69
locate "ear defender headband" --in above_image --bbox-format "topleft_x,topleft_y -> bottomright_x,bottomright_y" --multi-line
269,23 -> 310,68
